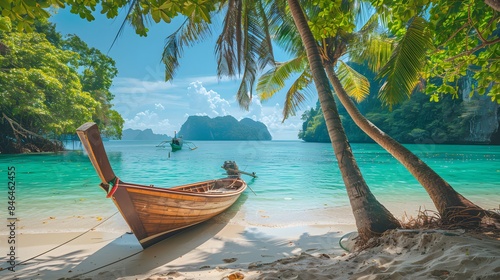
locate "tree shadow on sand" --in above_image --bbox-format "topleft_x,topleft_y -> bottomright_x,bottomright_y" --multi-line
1,194 -> 248,280
2,193 -> 350,280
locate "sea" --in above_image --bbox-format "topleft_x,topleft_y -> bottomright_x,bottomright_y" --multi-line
0,140 -> 499,234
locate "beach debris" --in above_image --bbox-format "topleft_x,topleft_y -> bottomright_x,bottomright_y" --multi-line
223,258 -> 238,263
223,272 -> 245,280
200,265 -> 211,269
319,253 -> 331,259
248,261 -> 263,269
166,271 -> 183,277
142,271 -> 182,279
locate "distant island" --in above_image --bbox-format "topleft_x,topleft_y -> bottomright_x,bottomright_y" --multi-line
121,128 -> 169,141
121,116 -> 272,141
179,115 -> 272,140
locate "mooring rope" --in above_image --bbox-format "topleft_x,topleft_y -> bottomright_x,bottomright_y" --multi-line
339,231 -> 357,252
0,211 -> 119,272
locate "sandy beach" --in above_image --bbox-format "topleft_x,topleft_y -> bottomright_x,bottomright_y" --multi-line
1,203 -> 499,280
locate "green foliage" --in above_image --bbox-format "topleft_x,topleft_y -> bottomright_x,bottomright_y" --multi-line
300,92 -> 472,144
0,21 -> 123,153
0,0 -> 217,36
0,0 -> 54,32
426,0 -> 500,104
308,0 -> 356,39
298,102 -> 330,142
376,16 -> 433,107
256,1 -> 387,122
0,31 -> 96,132
371,0 -> 499,104
36,20 -> 123,138
299,64 -> 474,144
337,60 -> 370,103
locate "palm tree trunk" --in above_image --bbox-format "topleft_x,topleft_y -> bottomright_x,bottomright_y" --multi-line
287,0 -> 400,242
324,66 -> 493,224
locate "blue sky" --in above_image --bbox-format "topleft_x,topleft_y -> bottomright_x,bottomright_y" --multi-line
50,8 -> 316,140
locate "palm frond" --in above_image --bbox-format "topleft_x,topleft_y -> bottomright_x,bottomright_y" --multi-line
336,60 -> 370,103
357,12 -> 380,36
257,56 -> 307,101
377,16 -> 432,107
236,59 -> 257,109
268,1 -> 304,57
236,60 -> 258,109
216,0 -> 242,77
254,0 -> 275,70
217,0 -> 275,109
373,4 -> 392,30
162,15 -> 212,81
282,70 -> 313,121
350,33 -> 394,73
108,0 -> 139,54
354,0 -> 376,32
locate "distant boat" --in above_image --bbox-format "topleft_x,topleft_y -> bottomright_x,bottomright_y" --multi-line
76,122 -> 248,248
170,131 -> 183,151
157,132 -> 197,152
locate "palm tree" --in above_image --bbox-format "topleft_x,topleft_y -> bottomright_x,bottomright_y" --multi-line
258,1 -> 496,224
162,0 -> 400,242
283,0 -> 401,241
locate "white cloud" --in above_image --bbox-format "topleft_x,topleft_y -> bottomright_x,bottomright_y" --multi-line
187,81 -> 231,117
117,78 -> 306,140
230,95 -> 303,140
124,110 -> 173,135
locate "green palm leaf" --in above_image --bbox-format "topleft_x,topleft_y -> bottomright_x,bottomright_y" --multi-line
282,70 -> 313,121
257,56 -> 307,100
336,60 -> 370,103
256,56 -> 312,121
162,17 -> 212,81
350,33 -> 394,73
377,16 -> 433,107
216,0 -> 275,109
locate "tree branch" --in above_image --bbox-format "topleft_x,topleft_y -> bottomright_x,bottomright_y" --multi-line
485,0 -> 500,12
445,37 -> 500,62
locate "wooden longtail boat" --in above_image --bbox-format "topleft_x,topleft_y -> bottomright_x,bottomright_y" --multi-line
76,122 -> 247,248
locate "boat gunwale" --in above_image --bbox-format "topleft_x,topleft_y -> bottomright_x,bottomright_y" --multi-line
116,178 -> 247,198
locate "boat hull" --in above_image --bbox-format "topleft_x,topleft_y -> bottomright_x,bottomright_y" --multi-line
110,178 -> 246,248
76,122 -> 247,249
170,143 -> 182,151
170,137 -> 183,151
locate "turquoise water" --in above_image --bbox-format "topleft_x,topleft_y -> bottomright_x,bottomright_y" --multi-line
0,141 -> 498,233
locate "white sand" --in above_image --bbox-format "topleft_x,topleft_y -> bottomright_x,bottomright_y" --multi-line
1,211 -> 499,280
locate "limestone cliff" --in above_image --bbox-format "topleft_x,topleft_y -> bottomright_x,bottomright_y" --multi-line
459,73 -> 499,144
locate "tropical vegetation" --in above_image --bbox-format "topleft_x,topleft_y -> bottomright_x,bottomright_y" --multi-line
1,0 -> 499,242
0,20 -> 123,153
300,70 -> 498,145
253,0 -> 499,227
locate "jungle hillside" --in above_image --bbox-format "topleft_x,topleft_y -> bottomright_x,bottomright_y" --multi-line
299,63 -> 500,145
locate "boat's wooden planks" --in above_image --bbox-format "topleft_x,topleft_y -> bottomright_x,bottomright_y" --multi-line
76,122 -> 248,248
